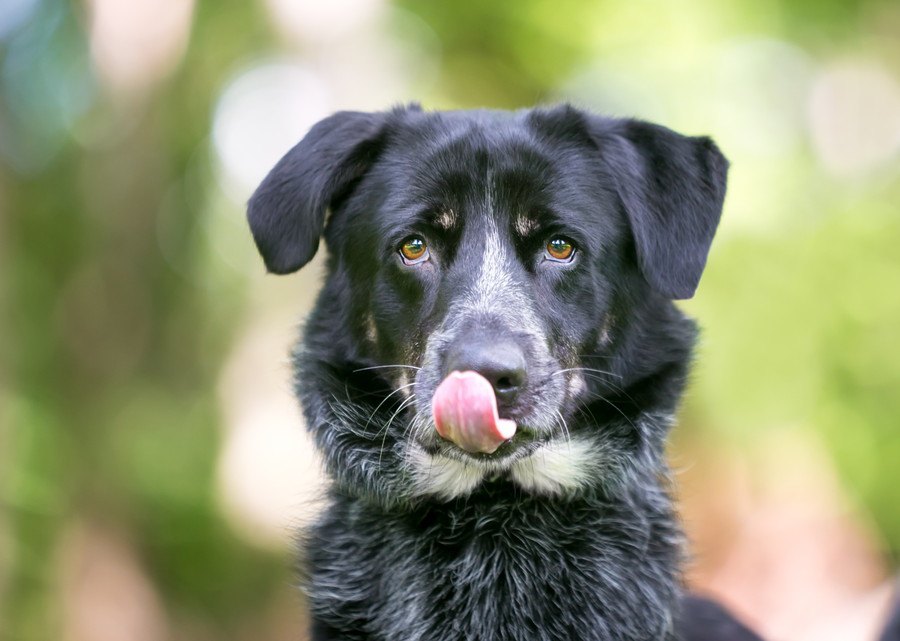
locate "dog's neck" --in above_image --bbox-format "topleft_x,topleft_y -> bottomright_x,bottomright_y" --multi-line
305,472 -> 682,641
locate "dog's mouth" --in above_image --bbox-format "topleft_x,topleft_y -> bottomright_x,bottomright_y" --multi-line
427,423 -> 543,454
431,370 -> 517,454
421,368 -> 561,466
405,329 -> 572,475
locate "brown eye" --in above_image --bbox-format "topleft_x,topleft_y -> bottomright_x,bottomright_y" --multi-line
545,237 -> 575,262
399,236 -> 429,264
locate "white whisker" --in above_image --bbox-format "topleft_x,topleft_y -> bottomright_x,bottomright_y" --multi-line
352,364 -> 422,373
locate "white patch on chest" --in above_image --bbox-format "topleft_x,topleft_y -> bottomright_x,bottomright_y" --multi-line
407,445 -> 485,500
509,437 -> 599,496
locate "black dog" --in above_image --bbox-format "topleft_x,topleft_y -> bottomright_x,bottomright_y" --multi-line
247,104 -> 765,640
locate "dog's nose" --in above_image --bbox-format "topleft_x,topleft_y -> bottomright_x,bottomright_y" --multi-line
444,340 -> 527,407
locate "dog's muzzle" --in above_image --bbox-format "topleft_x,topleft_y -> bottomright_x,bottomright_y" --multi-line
432,370 -> 516,454
430,335 -> 529,454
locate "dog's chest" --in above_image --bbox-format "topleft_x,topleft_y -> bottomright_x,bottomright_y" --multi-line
305,491 -> 679,641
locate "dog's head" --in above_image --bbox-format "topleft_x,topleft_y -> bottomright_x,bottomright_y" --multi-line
248,105 -> 727,502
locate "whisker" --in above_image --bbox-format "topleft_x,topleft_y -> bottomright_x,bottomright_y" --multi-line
552,367 -> 622,380
353,364 -> 422,373
402,413 -> 420,443
385,394 -> 418,433
554,409 -> 572,450
364,382 -> 416,434
593,395 -> 638,432
575,403 -> 601,428
568,383 -> 637,433
378,394 -> 418,467
403,407 -> 430,442
553,367 -> 637,404
572,371 -> 632,396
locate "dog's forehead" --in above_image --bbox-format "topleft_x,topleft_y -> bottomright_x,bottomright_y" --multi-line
380,113 -> 590,229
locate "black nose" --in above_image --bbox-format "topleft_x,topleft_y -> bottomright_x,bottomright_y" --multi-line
444,340 -> 528,407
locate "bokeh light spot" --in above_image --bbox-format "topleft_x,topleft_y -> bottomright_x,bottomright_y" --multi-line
211,61 -> 330,204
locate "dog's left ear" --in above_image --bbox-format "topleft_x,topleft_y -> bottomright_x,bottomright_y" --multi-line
247,110 -> 390,274
586,114 -> 729,300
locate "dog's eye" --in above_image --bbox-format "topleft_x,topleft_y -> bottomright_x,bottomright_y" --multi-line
399,236 -> 429,264
545,238 -> 576,262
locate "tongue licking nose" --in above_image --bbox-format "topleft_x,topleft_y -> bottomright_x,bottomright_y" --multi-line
431,371 -> 517,454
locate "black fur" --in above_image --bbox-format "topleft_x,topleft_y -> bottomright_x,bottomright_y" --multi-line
880,585 -> 900,641
674,596 -> 763,641
247,104 -> 766,640
248,111 -> 388,273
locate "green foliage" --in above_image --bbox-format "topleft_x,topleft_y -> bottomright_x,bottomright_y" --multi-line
1,0 -> 898,638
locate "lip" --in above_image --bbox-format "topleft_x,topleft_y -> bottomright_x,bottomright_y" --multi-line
421,426 -> 547,463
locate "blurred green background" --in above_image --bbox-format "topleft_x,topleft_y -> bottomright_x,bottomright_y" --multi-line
1,0 -> 898,640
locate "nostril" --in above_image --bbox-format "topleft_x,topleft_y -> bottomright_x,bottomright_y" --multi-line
443,339 -> 528,401
492,368 -> 525,399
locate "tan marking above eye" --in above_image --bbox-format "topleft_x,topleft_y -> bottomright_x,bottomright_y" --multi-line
433,209 -> 458,231
514,215 -> 540,237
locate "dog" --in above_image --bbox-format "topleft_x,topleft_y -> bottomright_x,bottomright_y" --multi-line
246,103 -> 765,641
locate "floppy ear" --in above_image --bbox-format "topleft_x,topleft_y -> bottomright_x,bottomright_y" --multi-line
594,117 -> 729,299
247,110 -> 389,274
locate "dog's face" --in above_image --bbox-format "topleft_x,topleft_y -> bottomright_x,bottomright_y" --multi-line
248,105 -> 727,501
341,114 -> 627,458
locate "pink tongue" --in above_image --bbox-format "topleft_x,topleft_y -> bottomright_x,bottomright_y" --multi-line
432,371 -> 517,454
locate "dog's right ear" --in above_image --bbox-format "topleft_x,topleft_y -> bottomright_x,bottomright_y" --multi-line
247,110 -> 389,274
529,105 -> 728,299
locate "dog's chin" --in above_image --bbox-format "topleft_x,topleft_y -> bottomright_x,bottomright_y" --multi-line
422,432 -> 546,468
406,413 -> 602,500
413,412 -> 555,465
